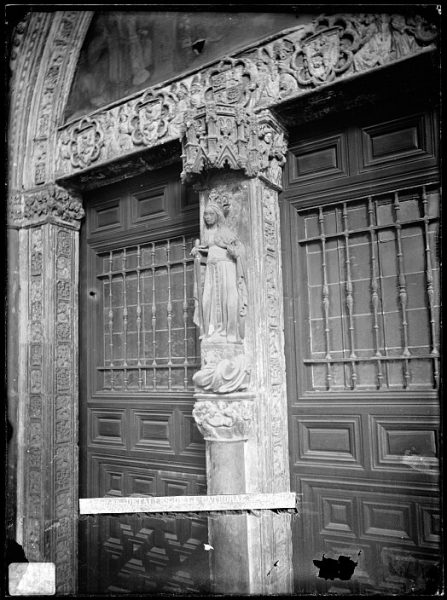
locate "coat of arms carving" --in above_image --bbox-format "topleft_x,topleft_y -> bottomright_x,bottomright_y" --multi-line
294,26 -> 351,86
205,58 -> 255,106
67,117 -> 104,169
128,90 -> 175,146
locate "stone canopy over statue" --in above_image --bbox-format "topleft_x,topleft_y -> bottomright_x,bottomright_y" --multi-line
191,188 -> 250,394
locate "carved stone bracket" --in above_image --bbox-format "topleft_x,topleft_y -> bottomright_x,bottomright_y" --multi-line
8,184 -> 84,229
193,393 -> 255,441
181,105 -> 287,188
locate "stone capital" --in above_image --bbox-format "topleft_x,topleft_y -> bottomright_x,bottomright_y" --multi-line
180,105 -> 287,189
193,393 -> 255,441
8,184 -> 84,229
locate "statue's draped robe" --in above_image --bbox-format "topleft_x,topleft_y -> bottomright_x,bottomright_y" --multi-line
202,245 -> 240,342
193,227 -> 247,343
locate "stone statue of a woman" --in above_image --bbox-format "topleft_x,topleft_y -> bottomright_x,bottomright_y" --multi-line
192,200 -> 247,343
191,195 -> 249,393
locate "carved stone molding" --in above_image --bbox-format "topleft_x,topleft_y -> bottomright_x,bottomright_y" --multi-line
9,13 -> 31,67
54,12 -> 438,180
23,223 -> 79,593
193,393 -> 255,441
8,184 -> 84,229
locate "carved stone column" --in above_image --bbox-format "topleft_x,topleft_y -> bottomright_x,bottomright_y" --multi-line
182,104 -> 292,594
7,185 -> 84,594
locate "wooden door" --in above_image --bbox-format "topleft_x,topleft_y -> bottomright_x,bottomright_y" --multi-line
79,164 -> 210,593
281,101 -> 440,594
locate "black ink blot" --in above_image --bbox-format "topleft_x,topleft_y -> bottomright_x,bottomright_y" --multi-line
313,554 -> 358,581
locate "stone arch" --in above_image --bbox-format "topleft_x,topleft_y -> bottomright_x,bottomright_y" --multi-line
9,11 -> 93,191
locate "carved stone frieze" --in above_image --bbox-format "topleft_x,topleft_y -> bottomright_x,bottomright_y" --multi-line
9,184 -> 84,228
193,393 -> 255,441
54,12 -> 437,180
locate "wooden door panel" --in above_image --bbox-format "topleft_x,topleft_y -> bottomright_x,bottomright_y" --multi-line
283,107 -> 438,205
80,166 -> 209,593
86,513 -> 210,594
283,103 -> 440,593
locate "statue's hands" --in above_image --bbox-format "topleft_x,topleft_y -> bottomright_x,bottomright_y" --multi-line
191,244 -> 208,257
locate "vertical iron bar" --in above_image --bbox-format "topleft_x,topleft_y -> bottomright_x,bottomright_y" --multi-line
166,239 -> 173,390
122,248 -> 128,390
393,192 -> 411,388
343,203 -> 357,389
151,242 -> 157,390
318,207 -> 332,390
368,197 -> 384,389
108,251 -> 114,390
136,246 -> 143,390
182,237 -> 189,390
421,185 -> 439,388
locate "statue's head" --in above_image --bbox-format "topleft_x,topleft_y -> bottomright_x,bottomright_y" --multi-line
203,202 -> 225,227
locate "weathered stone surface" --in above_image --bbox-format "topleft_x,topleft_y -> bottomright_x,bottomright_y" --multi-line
8,185 -> 84,229
20,222 -> 80,594
188,133 -> 292,592
55,12 -> 438,179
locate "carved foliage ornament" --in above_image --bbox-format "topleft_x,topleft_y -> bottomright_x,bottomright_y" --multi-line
193,398 -> 254,441
12,185 -> 85,226
9,13 -> 30,67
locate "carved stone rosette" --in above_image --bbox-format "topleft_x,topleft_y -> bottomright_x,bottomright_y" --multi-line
193,393 -> 255,441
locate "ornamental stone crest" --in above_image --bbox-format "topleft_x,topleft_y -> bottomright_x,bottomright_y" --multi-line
128,89 -> 176,146
204,58 -> 255,106
295,26 -> 348,85
61,116 -> 104,169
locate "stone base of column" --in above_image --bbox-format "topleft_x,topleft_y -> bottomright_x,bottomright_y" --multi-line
205,438 -> 293,595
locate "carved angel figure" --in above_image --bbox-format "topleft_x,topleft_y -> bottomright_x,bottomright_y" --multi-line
191,199 -> 247,343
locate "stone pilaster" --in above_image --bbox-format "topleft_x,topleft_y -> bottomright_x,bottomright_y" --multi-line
8,184 -> 84,594
182,104 -> 292,594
